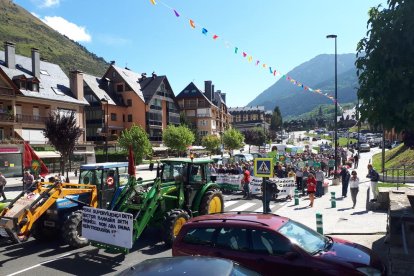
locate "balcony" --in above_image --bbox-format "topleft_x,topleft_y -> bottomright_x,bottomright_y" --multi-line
0,113 -> 14,122
197,112 -> 212,118
16,114 -> 48,124
150,105 -> 163,111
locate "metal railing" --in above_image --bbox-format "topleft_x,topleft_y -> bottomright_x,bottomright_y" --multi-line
16,114 -> 48,124
382,165 -> 414,186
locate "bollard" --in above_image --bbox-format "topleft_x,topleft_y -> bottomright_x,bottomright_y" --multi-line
294,189 -> 299,205
331,191 -> 336,208
316,213 -> 323,234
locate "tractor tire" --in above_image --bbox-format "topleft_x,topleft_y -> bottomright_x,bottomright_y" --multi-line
62,211 -> 89,248
162,209 -> 190,246
199,189 -> 224,215
32,219 -> 58,242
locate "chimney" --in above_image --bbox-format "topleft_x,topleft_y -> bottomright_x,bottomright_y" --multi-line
70,70 -> 84,100
4,41 -> 16,69
204,80 -> 212,101
31,48 -> 40,78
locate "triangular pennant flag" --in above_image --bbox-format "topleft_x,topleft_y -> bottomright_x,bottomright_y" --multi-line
269,67 -> 273,73
234,47 -> 238,54
273,70 -> 277,76
150,0 -> 156,5
242,52 -> 247,57
213,34 -> 219,40
262,64 -> 266,68
189,19 -> 196,28
248,56 -> 253,62
256,60 -> 260,66
174,9 -> 180,17
202,28 -> 208,35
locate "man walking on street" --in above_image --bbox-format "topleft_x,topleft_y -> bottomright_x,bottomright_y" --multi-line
354,153 -> 359,169
367,164 -> 380,202
340,166 -> 350,198
242,165 -> 251,200
315,167 -> 325,197
0,172 -> 7,201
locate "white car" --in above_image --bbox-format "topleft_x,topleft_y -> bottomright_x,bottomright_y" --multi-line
359,143 -> 371,152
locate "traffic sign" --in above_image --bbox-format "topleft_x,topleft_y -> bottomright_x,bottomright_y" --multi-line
254,158 -> 274,178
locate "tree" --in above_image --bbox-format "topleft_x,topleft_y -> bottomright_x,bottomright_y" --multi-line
223,128 -> 244,154
180,112 -> 201,145
163,125 -> 195,155
356,0 -> 414,147
243,128 -> 266,152
44,111 -> 83,177
270,106 -> 283,139
118,124 -> 152,164
201,135 -> 220,156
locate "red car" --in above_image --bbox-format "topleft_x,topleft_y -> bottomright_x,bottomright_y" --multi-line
172,213 -> 386,276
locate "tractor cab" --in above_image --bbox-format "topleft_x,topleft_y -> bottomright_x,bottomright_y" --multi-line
160,158 -> 216,213
78,162 -> 129,208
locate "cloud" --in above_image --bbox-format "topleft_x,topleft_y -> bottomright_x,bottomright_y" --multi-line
40,16 -> 92,42
40,0 -> 60,8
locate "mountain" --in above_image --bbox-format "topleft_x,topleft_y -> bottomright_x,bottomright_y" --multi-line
0,0 -> 108,76
248,53 -> 358,117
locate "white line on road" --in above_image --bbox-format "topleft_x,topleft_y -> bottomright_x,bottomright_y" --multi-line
254,205 -> 274,212
230,202 -> 256,212
224,201 -> 239,208
7,252 -> 73,276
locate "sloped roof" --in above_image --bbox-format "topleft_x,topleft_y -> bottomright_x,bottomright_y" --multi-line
228,106 -> 265,112
138,75 -> 165,103
176,82 -> 216,106
111,65 -> 145,102
0,50 -> 88,105
83,73 -> 116,105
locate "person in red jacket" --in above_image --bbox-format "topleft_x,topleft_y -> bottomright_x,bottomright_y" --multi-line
307,173 -> 317,207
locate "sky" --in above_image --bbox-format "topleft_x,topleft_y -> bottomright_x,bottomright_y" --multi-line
14,0 -> 387,107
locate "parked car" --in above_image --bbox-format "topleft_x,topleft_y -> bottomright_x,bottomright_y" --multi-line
117,256 -> 260,276
359,143 -> 371,152
379,140 -> 391,149
251,152 -> 266,159
233,153 -> 254,163
173,213 -> 386,276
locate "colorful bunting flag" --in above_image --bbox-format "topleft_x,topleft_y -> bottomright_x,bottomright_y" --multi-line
242,52 -> 247,57
256,60 -> 260,66
202,28 -> 208,35
174,9 -> 180,17
213,34 -> 219,40
150,0 -> 156,5
248,56 -> 253,62
189,19 -> 196,28
234,47 -> 238,54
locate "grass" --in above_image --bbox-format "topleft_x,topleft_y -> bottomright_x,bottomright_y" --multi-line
377,183 -> 409,188
372,144 -> 414,175
338,137 -> 357,147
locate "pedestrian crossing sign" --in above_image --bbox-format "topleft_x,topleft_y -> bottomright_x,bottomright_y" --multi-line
254,158 -> 273,177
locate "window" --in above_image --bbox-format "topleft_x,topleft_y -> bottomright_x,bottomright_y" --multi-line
40,70 -> 49,76
182,228 -> 217,246
111,113 -> 117,121
116,84 -> 124,92
123,114 -> 125,122
127,99 -> 132,106
216,227 -> 249,251
127,114 -> 132,122
251,229 -> 291,256
52,87 -> 65,96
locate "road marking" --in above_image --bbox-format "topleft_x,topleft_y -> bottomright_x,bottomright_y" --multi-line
254,205 -> 274,212
230,202 -> 256,212
8,252 -> 73,276
224,201 -> 239,208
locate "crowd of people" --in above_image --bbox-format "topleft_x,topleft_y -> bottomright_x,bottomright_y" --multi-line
207,145 -> 366,208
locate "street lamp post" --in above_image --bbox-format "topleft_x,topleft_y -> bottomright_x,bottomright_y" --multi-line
101,98 -> 109,162
327,34 -> 338,173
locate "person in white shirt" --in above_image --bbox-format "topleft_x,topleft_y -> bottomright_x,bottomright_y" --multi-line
349,170 -> 360,208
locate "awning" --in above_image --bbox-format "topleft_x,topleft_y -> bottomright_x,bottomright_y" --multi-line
153,146 -> 169,152
34,150 -> 61,158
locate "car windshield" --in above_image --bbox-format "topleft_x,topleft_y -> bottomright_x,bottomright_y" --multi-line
278,221 -> 328,254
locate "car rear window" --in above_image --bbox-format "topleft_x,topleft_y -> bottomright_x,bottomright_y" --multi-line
182,227 -> 217,246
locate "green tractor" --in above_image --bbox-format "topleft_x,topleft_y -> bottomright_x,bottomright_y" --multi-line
70,158 -> 224,249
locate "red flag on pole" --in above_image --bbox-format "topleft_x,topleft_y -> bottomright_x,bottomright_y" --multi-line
23,142 -> 49,177
128,145 -> 136,177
